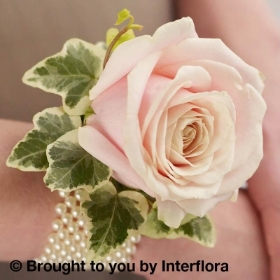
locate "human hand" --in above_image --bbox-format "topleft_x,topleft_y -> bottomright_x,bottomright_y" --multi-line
248,74 -> 280,280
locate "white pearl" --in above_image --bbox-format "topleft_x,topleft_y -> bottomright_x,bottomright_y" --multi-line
48,233 -> 57,244
57,229 -> 69,240
51,254 -> 57,260
76,251 -> 82,259
55,203 -> 67,216
65,196 -> 76,208
121,257 -> 127,263
70,245 -> 76,253
130,235 -> 141,243
44,245 -> 52,255
74,233 -> 82,242
75,190 -> 84,201
62,213 -> 73,224
64,238 -> 71,246
41,255 -> 47,262
125,247 -> 131,254
52,219 -> 63,231
59,191 -> 69,198
60,250 -> 67,257
80,241 -> 86,248
67,221 -> 79,234
77,218 -> 85,228
71,206 -> 80,218
54,244 -> 61,251
66,255 -> 72,262
106,255 -> 112,262
115,251 -> 122,258
125,245 -> 136,255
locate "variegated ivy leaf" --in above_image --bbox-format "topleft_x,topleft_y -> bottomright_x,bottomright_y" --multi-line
6,107 -> 81,171
81,182 -> 148,259
44,129 -> 111,192
22,39 -> 106,115
141,207 -> 215,247
140,206 -> 172,238
172,215 -> 215,247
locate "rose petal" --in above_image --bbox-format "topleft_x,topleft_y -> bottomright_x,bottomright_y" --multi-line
176,191 -> 234,217
155,38 -> 264,94
189,61 -> 265,170
86,77 -> 127,151
157,199 -> 186,228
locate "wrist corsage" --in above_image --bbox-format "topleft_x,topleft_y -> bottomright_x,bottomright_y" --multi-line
7,9 -> 266,265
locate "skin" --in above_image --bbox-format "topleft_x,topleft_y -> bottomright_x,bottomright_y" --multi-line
1,0 -> 279,279
0,120 -> 61,260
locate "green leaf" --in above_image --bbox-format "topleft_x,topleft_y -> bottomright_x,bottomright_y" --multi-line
115,9 -> 131,25
141,207 -> 215,247
173,216 -> 215,247
6,107 -> 81,171
81,183 -> 148,258
22,39 -> 106,115
44,129 -> 111,192
140,206 -> 172,238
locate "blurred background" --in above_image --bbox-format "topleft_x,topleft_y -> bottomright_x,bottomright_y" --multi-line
0,0 -> 173,122
0,0 -> 279,279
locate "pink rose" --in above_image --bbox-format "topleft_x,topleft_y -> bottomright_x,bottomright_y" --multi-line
78,18 -> 266,228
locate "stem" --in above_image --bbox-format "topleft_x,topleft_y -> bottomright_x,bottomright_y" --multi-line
103,26 -> 129,69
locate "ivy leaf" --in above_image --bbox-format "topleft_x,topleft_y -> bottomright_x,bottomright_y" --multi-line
173,216 -> 215,247
22,39 -> 106,115
81,183 -> 148,258
140,206 -> 172,238
6,107 -> 81,171
141,207 -> 215,247
44,129 -> 111,192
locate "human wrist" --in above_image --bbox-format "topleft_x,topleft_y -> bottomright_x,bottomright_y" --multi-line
0,119 -> 61,260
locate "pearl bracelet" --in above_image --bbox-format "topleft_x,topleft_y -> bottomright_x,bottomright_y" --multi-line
35,190 -> 141,268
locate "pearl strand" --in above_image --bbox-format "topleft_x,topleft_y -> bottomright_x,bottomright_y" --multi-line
35,190 -> 141,268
